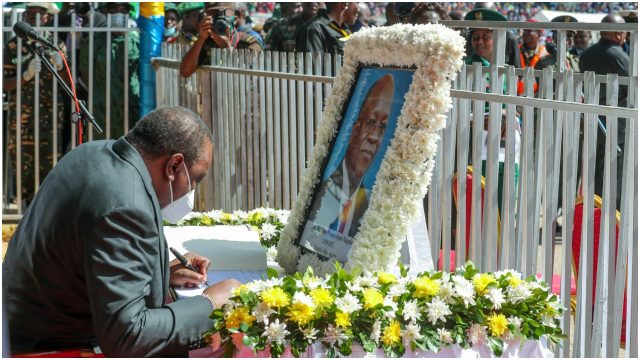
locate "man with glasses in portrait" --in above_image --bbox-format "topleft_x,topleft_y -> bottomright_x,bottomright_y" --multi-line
307,74 -> 395,240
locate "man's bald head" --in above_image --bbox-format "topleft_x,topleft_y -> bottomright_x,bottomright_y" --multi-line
601,13 -> 627,45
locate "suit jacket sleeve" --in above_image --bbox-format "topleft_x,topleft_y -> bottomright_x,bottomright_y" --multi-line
85,207 -> 213,357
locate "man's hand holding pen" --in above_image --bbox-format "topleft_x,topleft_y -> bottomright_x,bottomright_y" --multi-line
169,249 -> 211,288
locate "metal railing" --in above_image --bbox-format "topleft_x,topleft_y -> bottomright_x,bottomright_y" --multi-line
2,8 -> 136,218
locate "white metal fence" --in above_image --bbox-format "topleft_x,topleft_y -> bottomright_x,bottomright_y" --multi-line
2,8 -> 136,218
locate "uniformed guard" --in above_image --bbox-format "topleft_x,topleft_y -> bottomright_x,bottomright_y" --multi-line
266,2 -> 318,52
535,15 -> 580,72
164,2 -> 180,43
464,4 -> 522,67
2,2 -> 66,206
464,8 -> 508,67
175,2 -> 205,47
295,2 -> 358,55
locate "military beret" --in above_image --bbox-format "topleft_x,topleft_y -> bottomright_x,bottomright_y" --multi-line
164,2 -> 178,13
550,15 -> 578,23
464,8 -> 507,22
177,2 -> 204,15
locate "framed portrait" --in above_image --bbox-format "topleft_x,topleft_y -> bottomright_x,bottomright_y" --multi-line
297,67 -> 415,263
277,24 -> 465,275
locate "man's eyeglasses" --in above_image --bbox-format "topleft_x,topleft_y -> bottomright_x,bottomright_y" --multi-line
363,118 -> 387,133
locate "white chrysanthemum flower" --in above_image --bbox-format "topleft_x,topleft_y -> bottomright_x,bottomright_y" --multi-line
355,273 -> 379,289
303,276 -> 325,290
370,320 -> 382,342
388,282 -> 408,298
261,223 -> 277,240
292,292 -> 315,308
334,291 -> 362,314
466,323 -> 487,346
252,301 -> 276,324
205,209 -> 224,221
233,210 -> 248,221
262,319 -> 289,345
266,246 -> 278,262
485,287 -> 506,310
507,283 -> 532,304
402,299 -> 421,323
383,295 -> 398,319
438,281 -> 456,304
323,324 -> 349,347
302,327 -> 319,344
437,328 -> 453,344
275,210 -> 290,225
542,314 -> 555,327
265,277 -> 284,288
508,316 -> 522,330
402,322 -> 421,345
425,297 -> 452,325
452,275 -> 476,307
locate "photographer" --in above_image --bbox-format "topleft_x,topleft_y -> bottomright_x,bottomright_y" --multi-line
179,2 -> 262,78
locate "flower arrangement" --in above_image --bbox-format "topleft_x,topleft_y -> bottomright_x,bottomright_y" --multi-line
203,262 -> 564,358
168,209 -> 289,253
276,24 -> 466,275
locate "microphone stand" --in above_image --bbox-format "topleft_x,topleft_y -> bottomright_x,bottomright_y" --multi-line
26,42 -> 102,144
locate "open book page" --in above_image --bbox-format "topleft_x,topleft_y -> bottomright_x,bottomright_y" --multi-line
173,269 -> 266,299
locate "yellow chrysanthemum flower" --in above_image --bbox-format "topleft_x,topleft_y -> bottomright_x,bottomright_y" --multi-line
413,276 -> 440,298
221,213 -> 233,223
486,313 -> 509,337
287,302 -> 315,326
232,284 -> 249,296
378,272 -> 397,285
261,287 -> 290,308
200,216 -> 214,225
363,288 -> 384,310
508,274 -> 522,288
225,307 -> 256,329
381,320 -> 402,346
473,273 -> 496,295
310,288 -> 334,309
335,312 -> 351,328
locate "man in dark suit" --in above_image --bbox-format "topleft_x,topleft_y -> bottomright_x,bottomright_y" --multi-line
2,106 -> 240,356
307,74 -> 395,240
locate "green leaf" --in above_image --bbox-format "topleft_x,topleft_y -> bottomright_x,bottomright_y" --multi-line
242,334 -> 253,346
240,322 -> 249,333
488,337 -> 504,357
266,267 -> 279,279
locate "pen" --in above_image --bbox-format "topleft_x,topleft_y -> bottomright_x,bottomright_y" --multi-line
169,247 -> 211,286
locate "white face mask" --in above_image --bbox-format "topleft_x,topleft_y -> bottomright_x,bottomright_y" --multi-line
161,162 -> 195,224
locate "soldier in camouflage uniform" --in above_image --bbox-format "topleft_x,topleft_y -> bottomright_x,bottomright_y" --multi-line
264,2 -> 305,51
267,2 -> 318,52
78,3 -> 140,141
535,15 -> 580,72
2,3 -> 66,205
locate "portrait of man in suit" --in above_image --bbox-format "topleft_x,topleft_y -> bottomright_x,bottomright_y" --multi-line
299,73 -> 396,262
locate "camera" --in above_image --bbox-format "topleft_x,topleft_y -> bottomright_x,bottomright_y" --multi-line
213,15 -> 230,35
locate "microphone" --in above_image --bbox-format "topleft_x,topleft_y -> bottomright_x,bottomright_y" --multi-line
13,21 -> 59,51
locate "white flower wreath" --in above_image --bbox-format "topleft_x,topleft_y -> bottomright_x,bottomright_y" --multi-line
277,24 -> 466,275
